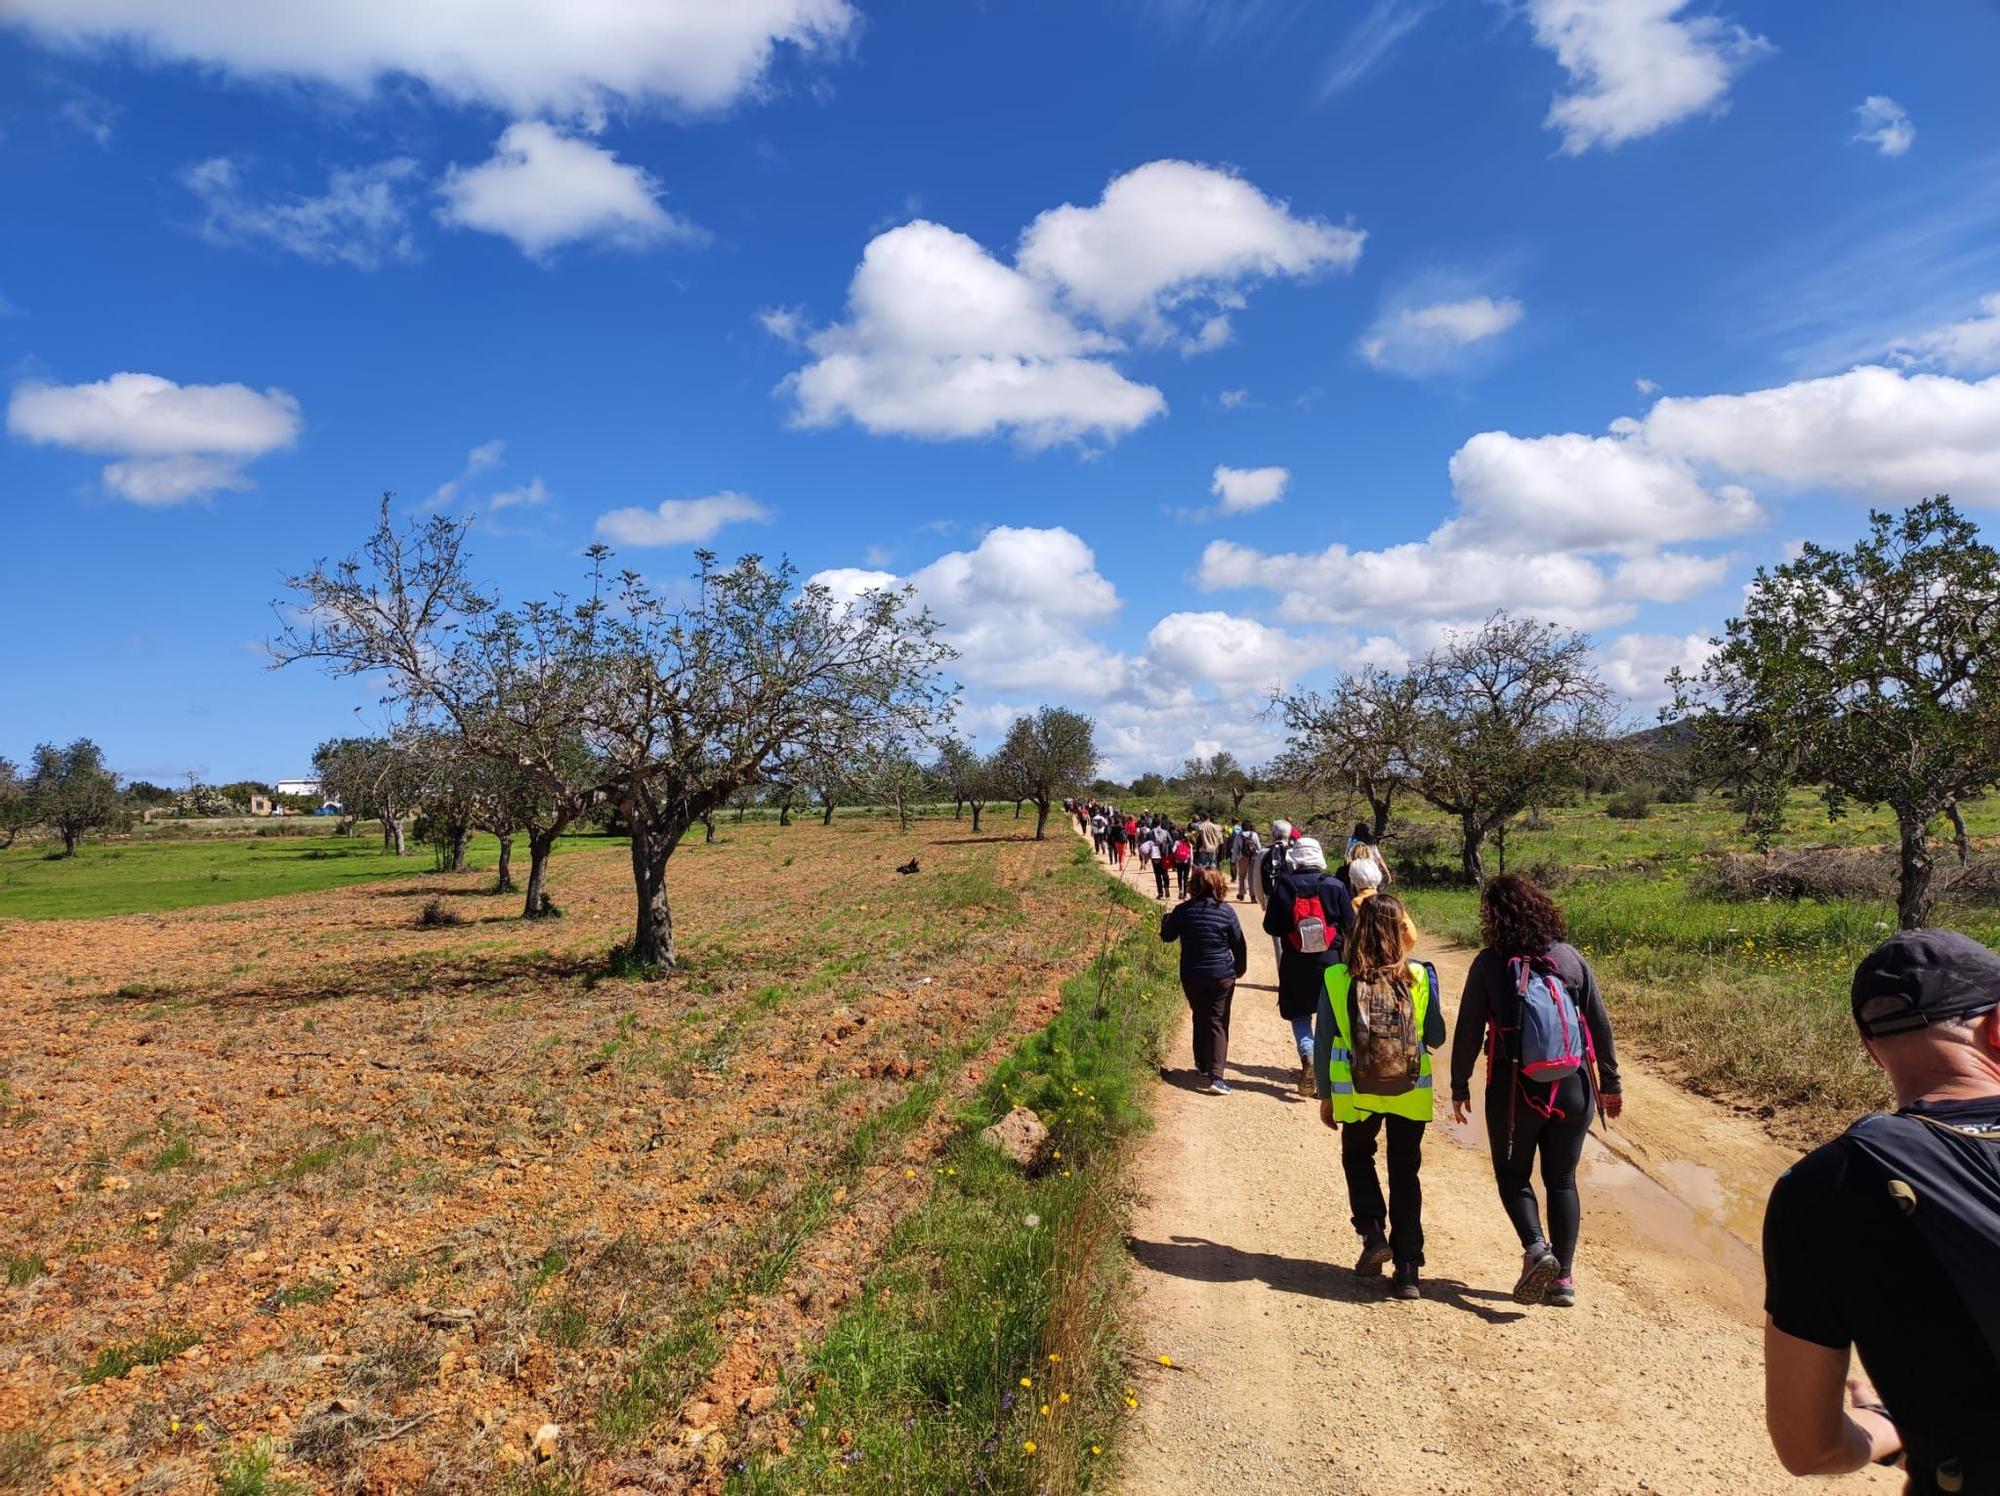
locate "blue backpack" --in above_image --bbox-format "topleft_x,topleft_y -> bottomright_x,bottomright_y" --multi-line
1509,955 -> 1585,1084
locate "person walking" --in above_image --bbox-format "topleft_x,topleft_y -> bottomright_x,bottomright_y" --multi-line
1316,894 -> 1444,1300
1448,874 -> 1622,1309
1090,809 -> 1108,856
1761,930 -> 2000,1489
1160,867 -> 1249,1096
1150,831 -> 1172,899
1105,812 -> 1128,870
1259,820 -> 1293,964
1264,835 -> 1354,1099
1235,822 -> 1263,903
1171,832 -> 1193,897
1191,812 -> 1224,870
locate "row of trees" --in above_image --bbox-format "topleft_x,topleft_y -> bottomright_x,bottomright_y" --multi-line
276,500 -> 1103,967
1273,497 -> 1998,930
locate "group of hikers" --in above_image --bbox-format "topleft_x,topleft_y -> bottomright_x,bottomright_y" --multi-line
1069,795 -> 2000,1493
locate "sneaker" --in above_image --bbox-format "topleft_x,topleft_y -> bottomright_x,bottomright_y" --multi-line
1205,1079 -> 1232,1096
1545,1276 -> 1576,1308
1390,1264 -> 1422,1300
1296,1062 -> 1317,1098
1513,1247 -> 1562,1304
1353,1232 -> 1392,1278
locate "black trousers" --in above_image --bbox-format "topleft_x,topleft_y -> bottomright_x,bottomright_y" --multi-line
1341,1112 -> 1427,1267
1487,1075 -> 1592,1271
1152,859 -> 1171,897
1183,975 -> 1234,1082
1174,862 -> 1190,895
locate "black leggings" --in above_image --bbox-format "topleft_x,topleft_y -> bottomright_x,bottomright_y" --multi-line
1153,858 -> 1171,897
1486,1074 -> 1593,1272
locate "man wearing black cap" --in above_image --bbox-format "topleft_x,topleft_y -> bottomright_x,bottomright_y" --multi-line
1763,929 -> 2000,1492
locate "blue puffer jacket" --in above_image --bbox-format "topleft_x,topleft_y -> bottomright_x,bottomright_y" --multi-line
1160,895 -> 1249,984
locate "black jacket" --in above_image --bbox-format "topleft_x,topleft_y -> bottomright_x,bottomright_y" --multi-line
1447,941 -> 1622,1102
1160,896 -> 1249,984
1262,869 -> 1354,1018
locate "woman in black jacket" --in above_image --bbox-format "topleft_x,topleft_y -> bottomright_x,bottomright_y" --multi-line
1263,837 -> 1354,1099
1161,867 -> 1249,1095
1448,874 -> 1624,1309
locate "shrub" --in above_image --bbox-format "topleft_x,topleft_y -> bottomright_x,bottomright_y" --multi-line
415,897 -> 463,929
1605,786 -> 1657,820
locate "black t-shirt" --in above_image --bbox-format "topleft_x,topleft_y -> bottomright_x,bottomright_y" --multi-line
1764,1095 -> 2000,1491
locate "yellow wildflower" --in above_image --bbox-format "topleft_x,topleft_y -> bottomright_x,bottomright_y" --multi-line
1023,1440 -> 1037,1454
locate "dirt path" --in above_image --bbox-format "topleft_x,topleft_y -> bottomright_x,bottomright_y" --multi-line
1090,835 -> 1893,1495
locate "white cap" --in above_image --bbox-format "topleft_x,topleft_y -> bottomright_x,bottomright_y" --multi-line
1291,836 -> 1327,871
1348,855 -> 1384,890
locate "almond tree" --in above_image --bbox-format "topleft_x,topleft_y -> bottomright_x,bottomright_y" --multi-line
1277,669 -> 1422,840
25,739 -> 129,857
0,758 -> 29,851
1672,497 -> 2000,929
998,707 -> 1097,839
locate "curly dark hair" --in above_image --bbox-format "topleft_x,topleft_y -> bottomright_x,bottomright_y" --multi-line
1479,873 -> 1567,957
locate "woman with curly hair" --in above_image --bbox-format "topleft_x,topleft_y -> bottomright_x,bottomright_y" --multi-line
1448,874 -> 1623,1308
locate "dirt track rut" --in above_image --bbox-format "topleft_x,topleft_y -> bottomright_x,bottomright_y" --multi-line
1091,836 -> 1893,1495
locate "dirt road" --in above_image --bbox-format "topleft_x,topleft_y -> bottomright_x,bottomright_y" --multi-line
1093,838 -> 1893,1495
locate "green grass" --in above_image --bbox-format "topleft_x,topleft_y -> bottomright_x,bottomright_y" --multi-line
5,1254 -> 48,1287
215,1439 -> 311,1496
0,829 -> 621,920
78,1324 -> 201,1385
733,846 -> 1183,1494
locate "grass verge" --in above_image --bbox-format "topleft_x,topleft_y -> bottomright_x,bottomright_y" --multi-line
733,844 -> 1181,1494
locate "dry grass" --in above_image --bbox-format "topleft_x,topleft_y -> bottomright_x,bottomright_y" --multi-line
0,818 -> 1109,1493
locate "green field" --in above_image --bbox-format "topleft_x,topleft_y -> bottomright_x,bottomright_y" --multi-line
0,828 -> 619,920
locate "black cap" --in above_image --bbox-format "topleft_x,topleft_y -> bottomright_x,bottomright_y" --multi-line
1851,929 -> 2000,1038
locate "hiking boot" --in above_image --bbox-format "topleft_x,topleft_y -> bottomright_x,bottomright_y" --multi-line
1205,1079 -> 1232,1096
1513,1247 -> 1562,1304
1545,1276 -> 1577,1308
1353,1231 -> 1392,1278
1390,1264 -> 1422,1300
1296,1061 -> 1316,1098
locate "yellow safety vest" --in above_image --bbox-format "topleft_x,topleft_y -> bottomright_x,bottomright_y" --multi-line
1324,961 -> 1435,1123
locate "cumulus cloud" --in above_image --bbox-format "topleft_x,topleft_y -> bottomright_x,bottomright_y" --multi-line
1854,95 -> 1915,158
1016,159 -> 1364,349
1599,631 -> 1716,704
1210,464 -> 1290,514
1639,365 -> 2000,503
777,220 -> 1165,449
1524,0 -> 1771,154
1145,610 -> 1327,696
3,0 -> 857,118
438,122 -> 701,261
775,160 -> 1360,449
1359,294 -> 1524,376
182,156 -> 420,269
7,371 -> 301,505
1887,293 -> 2000,376
594,491 -> 771,547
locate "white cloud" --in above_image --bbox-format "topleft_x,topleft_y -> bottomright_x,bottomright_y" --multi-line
437,122 -> 702,261
55,88 -> 118,147
1320,0 -> 1436,98
757,305 -> 808,345
424,438 -> 506,509
1445,429 -> 1763,552
1145,610 -> 1326,696
1635,377 -> 1659,395
1887,293 -> 2000,376
1599,631 -> 1716,704
182,156 -> 420,270
1524,0 -> 1771,154
1638,364 -> 2000,503
1218,388 -> 1254,409
778,160 -> 1358,449
778,220 -> 1165,449
1210,464 -> 1290,514
1360,294 -> 1524,376
594,491 -> 771,546
0,291 -> 23,319
5,0 -> 857,118
1017,159 -> 1364,349
7,371 -> 301,505
489,477 -> 549,510
1854,95 -> 1915,158
1610,550 -> 1728,601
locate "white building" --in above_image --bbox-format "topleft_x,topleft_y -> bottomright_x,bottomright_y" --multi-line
275,778 -> 321,798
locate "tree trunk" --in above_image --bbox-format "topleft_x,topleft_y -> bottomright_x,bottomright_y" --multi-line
385,817 -> 407,856
736,802 -> 746,823
1494,822 -> 1508,877
61,827 -> 79,858
1033,798 -> 1051,840
971,802 -> 984,832
495,834 -> 516,894
778,795 -> 793,827
702,816 -> 716,844
1459,812 -> 1486,886
448,824 -> 470,873
1014,799 -> 1025,819
1946,799 -> 1972,867
522,831 -> 559,919
1896,810 -> 1936,931
1367,788 -> 1393,842
954,796 -> 964,820
628,828 -> 675,967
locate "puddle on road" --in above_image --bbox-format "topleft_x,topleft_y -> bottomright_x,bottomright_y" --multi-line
1441,1105 -> 1767,1306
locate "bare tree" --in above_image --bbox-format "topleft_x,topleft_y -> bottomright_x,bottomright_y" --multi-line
1277,670 -> 1421,840
932,736 -> 980,820
313,736 -> 421,856
1395,615 -> 1617,884
998,707 -> 1097,839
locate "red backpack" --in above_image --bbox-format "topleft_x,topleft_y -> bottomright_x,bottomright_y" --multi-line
1287,885 -> 1331,954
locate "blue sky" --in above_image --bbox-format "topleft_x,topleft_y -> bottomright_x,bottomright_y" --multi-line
4,0 -> 1999,781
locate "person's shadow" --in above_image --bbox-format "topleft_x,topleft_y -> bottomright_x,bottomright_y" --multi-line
1125,1233 -> 1526,1325
1157,1068 -> 1297,1103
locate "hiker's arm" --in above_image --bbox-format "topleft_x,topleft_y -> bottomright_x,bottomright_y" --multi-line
1422,975 -> 1447,1050
1261,886 -> 1288,937
1313,987 -> 1336,1104
1448,958 -> 1489,1107
1229,913 -> 1247,979
1577,957 -> 1622,1103
1158,906 -> 1180,944
1763,1321 -> 1900,1475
